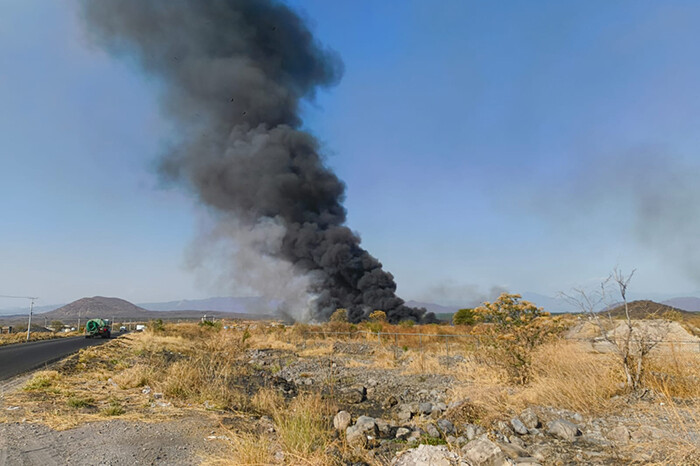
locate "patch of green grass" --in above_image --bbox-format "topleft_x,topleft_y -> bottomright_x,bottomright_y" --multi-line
67,396 -> 95,408
101,400 -> 125,416
23,371 -> 60,392
420,436 -> 447,446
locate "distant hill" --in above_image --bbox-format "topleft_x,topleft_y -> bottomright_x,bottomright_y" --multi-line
662,297 -> 700,312
40,296 -> 149,320
603,300 -> 698,320
139,296 -> 272,313
0,296 -> 274,326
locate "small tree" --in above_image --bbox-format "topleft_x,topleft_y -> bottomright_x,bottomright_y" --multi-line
473,293 -> 563,384
367,310 -> 386,333
453,308 -> 477,326
329,308 -> 348,323
50,320 -> 64,333
562,268 -> 669,391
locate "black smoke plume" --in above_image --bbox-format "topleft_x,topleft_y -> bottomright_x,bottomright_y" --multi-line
80,0 -> 435,323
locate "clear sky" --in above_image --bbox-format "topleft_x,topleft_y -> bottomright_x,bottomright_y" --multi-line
2,0 -> 700,310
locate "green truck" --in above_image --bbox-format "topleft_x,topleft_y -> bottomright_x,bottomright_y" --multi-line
84,318 -> 111,339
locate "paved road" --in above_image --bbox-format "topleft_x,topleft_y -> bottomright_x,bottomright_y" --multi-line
0,334 -> 122,381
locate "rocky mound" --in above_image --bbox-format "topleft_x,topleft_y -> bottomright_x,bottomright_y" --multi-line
604,300 -> 696,320
40,297 -> 148,321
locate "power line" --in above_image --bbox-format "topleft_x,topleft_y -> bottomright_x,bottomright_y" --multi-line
0,295 -> 39,342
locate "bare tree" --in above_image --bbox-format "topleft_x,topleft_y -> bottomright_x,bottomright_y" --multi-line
562,268 -> 669,391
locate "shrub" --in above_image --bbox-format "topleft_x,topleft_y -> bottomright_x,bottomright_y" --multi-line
473,293 -> 564,384
199,319 -> 223,330
369,310 -> 387,322
453,308 -> 477,326
151,318 -> 165,332
398,319 -> 415,328
329,308 -> 348,323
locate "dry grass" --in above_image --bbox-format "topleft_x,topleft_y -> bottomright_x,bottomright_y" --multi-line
218,430 -> 277,465
0,331 -> 77,347
273,393 -> 337,464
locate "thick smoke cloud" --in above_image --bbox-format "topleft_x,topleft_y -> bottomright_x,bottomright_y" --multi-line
80,0 -> 434,323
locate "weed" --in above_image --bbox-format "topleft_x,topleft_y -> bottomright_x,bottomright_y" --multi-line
101,400 -> 125,416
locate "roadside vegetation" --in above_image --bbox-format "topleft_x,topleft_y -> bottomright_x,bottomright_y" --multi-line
0,329 -> 80,347
0,300 -> 698,464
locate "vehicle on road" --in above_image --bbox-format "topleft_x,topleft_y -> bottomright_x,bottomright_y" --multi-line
119,325 -> 126,332
85,319 -> 111,339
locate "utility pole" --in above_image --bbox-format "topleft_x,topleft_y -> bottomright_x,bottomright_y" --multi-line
26,298 -> 35,342
0,295 -> 38,342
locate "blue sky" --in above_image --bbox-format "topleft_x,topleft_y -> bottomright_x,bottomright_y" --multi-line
2,0 -> 700,310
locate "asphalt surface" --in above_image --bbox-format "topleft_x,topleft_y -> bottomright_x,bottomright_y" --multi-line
0,333 -> 122,381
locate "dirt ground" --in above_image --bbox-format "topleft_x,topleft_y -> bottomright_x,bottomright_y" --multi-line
0,416 -> 227,465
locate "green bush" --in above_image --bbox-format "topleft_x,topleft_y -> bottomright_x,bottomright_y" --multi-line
453,308 -> 477,326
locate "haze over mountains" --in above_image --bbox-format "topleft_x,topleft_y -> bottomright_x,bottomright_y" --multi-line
1,294 -> 700,319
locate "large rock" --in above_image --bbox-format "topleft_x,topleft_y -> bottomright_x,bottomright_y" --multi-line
510,418 -> 529,435
354,415 -> 378,435
345,425 -> 367,447
419,402 -> 434,416
438,419 -> 456,435
340,386 -> 367,404
333,411 -> 351,431
391,444 -> 465,466
461,438 -> 510,466
546,419 -> 581,441
396,427 -> 411,440
345,415 -> 378,447
519,408 -> 540,429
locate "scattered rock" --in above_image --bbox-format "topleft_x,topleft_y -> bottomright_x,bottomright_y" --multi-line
631,425 -> 662,442
419,402 -> 433,416
383,395 -> 399,409
333,411 -> 352,431
519,408 -> 540,429
398,409 -> 413,423
391,444 -> 464,466
461,437 -> 510,466
346,415 -> 378,447
546,419 -> 581,441
437,419 -> 455,435
340,386 -> 367,404
354,415 -> 378,435
396,427 -> 411,440
425,423 -> 440,439
607,425 -> 631,444
345,426 -> 367,447
375,418 -> 393,438
509,436 -> 526,449
495,441 -> 530,460
463,423 -> 485,441
511,418 -> 529,435
513,459 -> 541,466
495,420 -> 514,437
